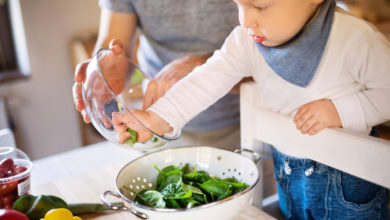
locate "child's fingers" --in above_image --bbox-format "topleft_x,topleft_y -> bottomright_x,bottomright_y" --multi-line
112,112 -> 133,125
113,123 -> 128,133
299,115 -> 317,134
308,122 -> 324,135
294,106 -> 310,123
118,131 -> 131,144
295,110 -> 312,130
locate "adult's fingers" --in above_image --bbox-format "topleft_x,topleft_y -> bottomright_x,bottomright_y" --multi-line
72,82 -> 85,111
81,109 -> 91,123
109,39 -> 124,55
143,80 -> 158,110
74,60 -> 90,83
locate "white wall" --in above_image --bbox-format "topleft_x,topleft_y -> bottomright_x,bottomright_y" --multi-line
0,0 -> 100,159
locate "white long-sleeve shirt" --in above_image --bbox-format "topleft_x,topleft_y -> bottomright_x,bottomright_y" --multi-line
149,9 -> 390,157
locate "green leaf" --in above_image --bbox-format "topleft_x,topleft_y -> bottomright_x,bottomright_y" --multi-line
184,170 -> 211,183
223,177 -> 248,194
165,199 -> 182,208
199,179 -> 233,201
182,198 -> 200,208
182,183 -> 203,195
155,165 -> 181,190
130,69 -> 144,85
135,190 -> 166,208
161,181 -> 192,199
125,128 -> 137,146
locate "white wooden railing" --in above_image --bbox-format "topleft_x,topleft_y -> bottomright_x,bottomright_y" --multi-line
240,82 -> 390,207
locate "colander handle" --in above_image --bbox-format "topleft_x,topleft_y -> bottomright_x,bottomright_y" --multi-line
234,148 -> 261,164
101,190 -> 148,219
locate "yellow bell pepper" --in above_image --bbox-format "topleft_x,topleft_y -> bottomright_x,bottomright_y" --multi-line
44,208 -> 82,220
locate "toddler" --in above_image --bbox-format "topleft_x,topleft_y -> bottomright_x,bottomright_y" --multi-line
113,0 -> 390,219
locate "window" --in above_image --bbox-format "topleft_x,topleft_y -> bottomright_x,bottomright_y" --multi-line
0,0 -> 30,83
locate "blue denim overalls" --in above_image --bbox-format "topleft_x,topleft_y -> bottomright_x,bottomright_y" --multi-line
272,128 -> 389,219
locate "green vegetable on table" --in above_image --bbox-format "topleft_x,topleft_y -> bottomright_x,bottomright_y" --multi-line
123,163 -> 248,209
12,194 -> 123,220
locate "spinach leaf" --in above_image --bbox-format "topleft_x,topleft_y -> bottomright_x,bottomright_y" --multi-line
198,179 -> 233,201
134,190 -> 166,208
223,177 -> 248,194
124,163 -> 248,209
184,170 -> 211,183
161,181 -> 192,199
165,199 -> 181,208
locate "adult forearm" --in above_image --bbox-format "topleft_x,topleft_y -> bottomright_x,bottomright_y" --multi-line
94,8 -> 138,58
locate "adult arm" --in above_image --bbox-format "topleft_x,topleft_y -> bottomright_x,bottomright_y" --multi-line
73,8 -> 138,122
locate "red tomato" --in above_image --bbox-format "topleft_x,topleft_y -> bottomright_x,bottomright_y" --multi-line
0,182 -> 17,196
0,159 -> 14,174
0,209 -> 28,220
13,166 -> 26,175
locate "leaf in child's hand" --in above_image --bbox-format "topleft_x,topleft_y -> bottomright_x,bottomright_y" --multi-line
125,128 -> 137,146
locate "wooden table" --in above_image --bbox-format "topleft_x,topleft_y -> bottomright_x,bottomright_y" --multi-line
30,142 -> 275,220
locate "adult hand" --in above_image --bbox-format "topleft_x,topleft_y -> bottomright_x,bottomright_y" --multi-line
142,55 -> 209,110
72,39 -> 128,125
294,99 -> 342,135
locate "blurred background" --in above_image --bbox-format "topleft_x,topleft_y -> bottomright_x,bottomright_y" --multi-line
0,0 -> 390,160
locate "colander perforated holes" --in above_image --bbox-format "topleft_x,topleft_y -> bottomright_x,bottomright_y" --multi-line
141,185 -> 145,189
228,168 -> 231,172
143,178 -> 147,182
238,172 -> 241,175
130,192 -> 134,196
136,185 -> 140,190
222,172 -> 225,176
148,183 -> 153,187
217,156 -> 222,161
129,184 -> 133,189
137,177 -> 141,181
132,179 -> 136,183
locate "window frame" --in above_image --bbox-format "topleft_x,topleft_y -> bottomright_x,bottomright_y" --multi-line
0,0 -> 30,83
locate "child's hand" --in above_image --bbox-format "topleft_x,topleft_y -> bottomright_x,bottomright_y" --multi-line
112,110 -> 172,144
293,99 -> 342,135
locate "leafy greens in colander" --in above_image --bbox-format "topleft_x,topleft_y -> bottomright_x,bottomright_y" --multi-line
123,163 -> 248,209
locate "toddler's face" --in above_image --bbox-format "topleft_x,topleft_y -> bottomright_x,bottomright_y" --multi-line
233,0 -> 323,47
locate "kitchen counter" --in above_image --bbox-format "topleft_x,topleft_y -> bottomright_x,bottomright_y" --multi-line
31,142 -> 275,220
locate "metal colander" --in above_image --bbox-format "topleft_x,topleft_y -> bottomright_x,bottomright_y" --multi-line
101,146 -> 261,220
